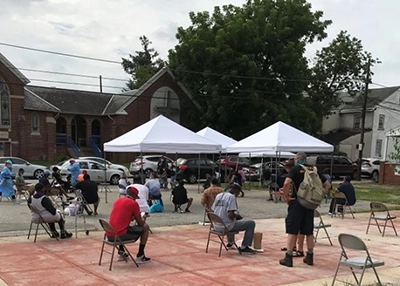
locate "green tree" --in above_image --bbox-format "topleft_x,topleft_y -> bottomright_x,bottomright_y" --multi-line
122,35 -> 165,90
308,30 -> 379,127
168,0 -> 331,138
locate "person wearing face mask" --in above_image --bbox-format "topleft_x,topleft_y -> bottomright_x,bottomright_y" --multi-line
0,160 -> 16,203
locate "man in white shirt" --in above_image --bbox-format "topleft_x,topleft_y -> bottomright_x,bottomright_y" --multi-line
211,184 -> 257,253
128,184 -> 150,213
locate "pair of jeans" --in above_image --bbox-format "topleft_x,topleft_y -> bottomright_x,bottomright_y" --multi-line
227,220 -> 256,248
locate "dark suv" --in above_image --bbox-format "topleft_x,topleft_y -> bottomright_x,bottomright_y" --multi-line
176,158 -> 218,184
309,155 -> 358,179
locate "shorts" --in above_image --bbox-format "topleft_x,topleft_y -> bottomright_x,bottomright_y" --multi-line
107,225 -> 144,242
285,199 -> 314,235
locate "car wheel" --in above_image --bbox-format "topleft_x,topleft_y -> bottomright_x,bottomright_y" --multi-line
145,169 -> 153,178
188,173 -> 197,184
34,169 -> 44,179
110,174 -> 120,185
372,170 -> 379,183
352,169 -> 358,180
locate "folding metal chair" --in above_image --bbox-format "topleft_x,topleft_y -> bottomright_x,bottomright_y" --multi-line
313,209 -> 333,246
331,192 -> 355,219
366,202 -> 398,237
27,204 -> 59,243
332,233 -> 384,286
69,195 -> 88,238
98,219 -> 139,271
205,212 -> 242,257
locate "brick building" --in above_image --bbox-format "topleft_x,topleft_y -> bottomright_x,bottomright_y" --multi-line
0,53 -> 196,163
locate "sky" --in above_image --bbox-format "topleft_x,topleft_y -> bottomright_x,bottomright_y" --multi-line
0,0 -> 399,93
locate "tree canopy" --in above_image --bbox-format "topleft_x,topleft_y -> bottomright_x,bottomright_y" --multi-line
122,35 -> 165,90
168,0 -> 376,139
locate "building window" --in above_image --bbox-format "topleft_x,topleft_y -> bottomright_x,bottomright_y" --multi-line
353,114 -> 361,129
32,112 -> 39,132
0,76 -> 10,126
378,114 -> 385,130
375,139 -> 382,157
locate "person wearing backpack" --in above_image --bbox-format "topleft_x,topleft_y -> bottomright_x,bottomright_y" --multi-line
279,152 -> 331,268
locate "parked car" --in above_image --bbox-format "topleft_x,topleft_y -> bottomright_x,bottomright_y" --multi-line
79,157 -> 130,177
217,155 -> 250,170
309,155 -> 358,179
176,158 -> 218,184
0,157 -> 49,179
129,155 -> 174,177
362,158 -> 381,182
56,159 -> 123,185
246,161 -> 285,181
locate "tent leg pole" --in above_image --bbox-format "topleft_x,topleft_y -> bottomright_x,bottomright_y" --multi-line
198,153 -> 201,194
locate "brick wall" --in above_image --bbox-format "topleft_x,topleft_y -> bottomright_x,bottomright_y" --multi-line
379,162 -> 400,184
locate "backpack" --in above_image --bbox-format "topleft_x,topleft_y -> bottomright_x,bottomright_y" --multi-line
296,165 -> 324,210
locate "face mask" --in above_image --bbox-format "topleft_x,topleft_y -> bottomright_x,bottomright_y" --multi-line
295,159 -> 306,166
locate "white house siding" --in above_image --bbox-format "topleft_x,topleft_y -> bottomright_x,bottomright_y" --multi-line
321,109 -> 340,134
339,131 -> 372,161
339,111 -> 374,130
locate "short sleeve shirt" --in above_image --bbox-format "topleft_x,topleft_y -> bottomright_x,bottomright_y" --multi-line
106,197 -> 140,236
211,192 -> 238,231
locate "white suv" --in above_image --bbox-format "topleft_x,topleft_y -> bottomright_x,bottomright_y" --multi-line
361,158 -> 381,182
130,155 -> 174,177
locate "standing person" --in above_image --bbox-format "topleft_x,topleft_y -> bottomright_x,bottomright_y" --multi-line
144,172 -> 163,206
328,176 -> 356,215
279,152 -> 330,267
74,174 -> 100,215
0,160 -> 16,202
106,186 -> 151,263
171,179 -> 193,213
201,177 -> 223,210
157,157 -> 168,188
67,159 -> 80,187
28,183 -> 73,239
211,184 -> 257,253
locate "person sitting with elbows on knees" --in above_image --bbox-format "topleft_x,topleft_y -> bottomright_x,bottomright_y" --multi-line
211,184 -> 257,254
328,176 -> 356,215
171,179 -> 193,213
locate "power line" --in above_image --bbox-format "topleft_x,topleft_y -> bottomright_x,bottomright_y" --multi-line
0,42 -> 121,64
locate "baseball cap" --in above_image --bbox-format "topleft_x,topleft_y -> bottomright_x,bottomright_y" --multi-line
6,160 -> 12,166
69,158 -> 75,163
126,186 -> 140,199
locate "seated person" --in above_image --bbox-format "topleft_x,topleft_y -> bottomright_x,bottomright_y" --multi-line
106,186 -> 151,264
171,180 -> 193,213
28,183 -> 73,239
201,177 -> 223,210
118,175 -> 130,196
52,166 -> 71,192
329,176 -> 356,214
74,174 -> 100,215
211,184 -> 257,253
229,169 -> 244,197
14,168 -> 34,197
202,174 -> 212,191
39,170 -> 72,200
144,172 -> 163,206
129,184 -> 150,213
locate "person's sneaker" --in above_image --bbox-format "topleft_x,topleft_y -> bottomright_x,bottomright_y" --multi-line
303,252 -> 314,266
184,209 -> 191,213
51,230 -> 60,238
87,211 -> 93,216
226,243 -> 235,249
240,246 -> 257,254
60,231 -> 73,239
136,255 -> 151,264
117,252 -> 129,261
279,252 -> 293,267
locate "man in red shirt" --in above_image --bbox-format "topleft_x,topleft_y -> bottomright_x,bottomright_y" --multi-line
106,186 -> 151,264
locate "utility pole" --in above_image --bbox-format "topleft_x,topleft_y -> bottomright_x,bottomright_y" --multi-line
357,58 -> 371,181
99,75 -> 103,93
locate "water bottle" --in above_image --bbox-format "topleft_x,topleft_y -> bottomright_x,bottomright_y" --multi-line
69,202 -> 76,216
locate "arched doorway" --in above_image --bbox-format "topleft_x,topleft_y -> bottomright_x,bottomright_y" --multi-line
91,119 -> 101,148
71,115 -> 86,147
56,117 -> 67,145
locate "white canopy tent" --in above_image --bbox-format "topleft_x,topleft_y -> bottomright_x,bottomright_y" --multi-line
196,127 -> 237,152
227,121 -> 334,153
104,115 -> 222,153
